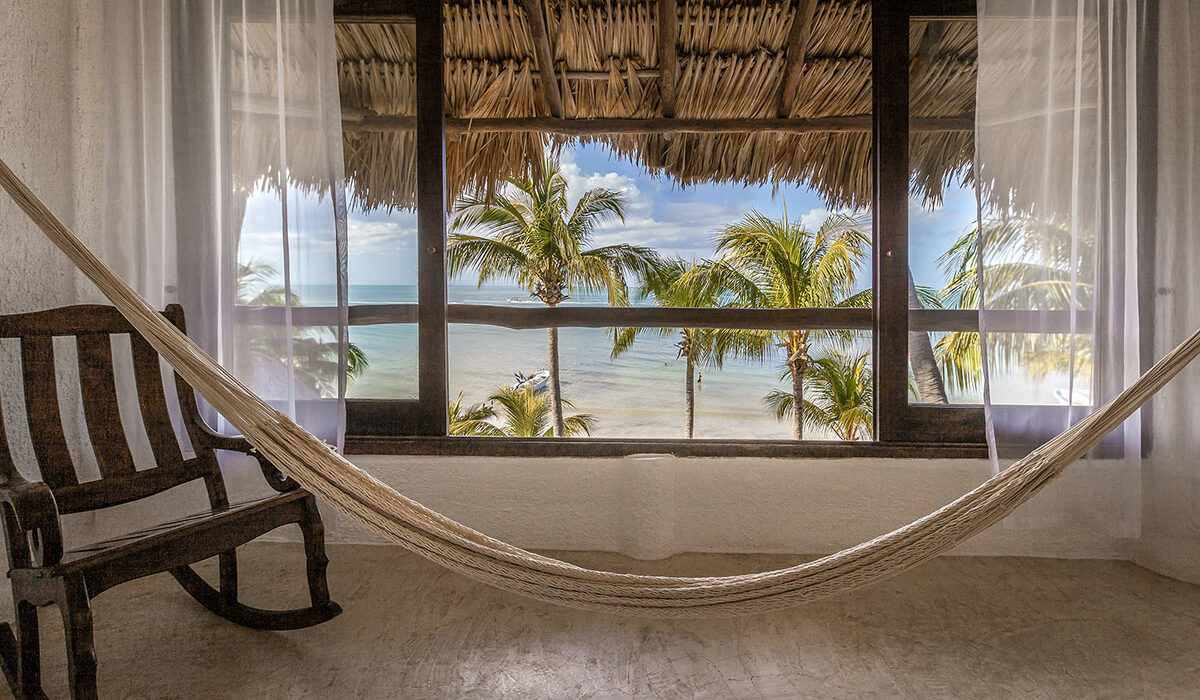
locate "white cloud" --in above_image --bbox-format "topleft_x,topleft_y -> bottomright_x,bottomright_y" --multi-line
558,149 -> 642,202
347,214 -> 417,254
798,207 -> 833,231
549,149 -> 859,259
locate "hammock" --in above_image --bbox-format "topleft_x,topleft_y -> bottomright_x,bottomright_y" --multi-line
1,157 -> 1195,618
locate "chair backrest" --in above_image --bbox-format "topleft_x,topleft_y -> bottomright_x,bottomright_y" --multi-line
0,304 -> 224,515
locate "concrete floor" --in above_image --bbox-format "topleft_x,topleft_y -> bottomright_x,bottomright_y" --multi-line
2,543 -> 1199,699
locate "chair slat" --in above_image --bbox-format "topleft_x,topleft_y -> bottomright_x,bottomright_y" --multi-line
130,335 -> 184,467
52,458 -> 209,515
20,336 -> 78,487
0,305 -> 135,338
0,396 -> 16,483
76,334 -> 136,478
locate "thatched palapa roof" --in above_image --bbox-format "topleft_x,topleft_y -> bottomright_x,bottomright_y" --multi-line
334,1 -> 978,212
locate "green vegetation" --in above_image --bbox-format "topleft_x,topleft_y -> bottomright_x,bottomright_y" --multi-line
447,156 -> 661,437
763,352 -> 873,441
688,210 -> 872,439
448,392 -> 500,436
446,386 -> 596,437
235,260 -> 368,397
609,258 -> 755,438
438,172 -> 1078,441
934,217 -> 1090,392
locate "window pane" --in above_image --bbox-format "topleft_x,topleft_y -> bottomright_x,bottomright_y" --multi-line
340,21 -> 419,401
345,323 -> 418,400
907,18 -> 980,406
447,325 -> 872,441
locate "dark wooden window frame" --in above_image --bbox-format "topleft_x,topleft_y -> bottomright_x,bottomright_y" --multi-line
332,0 -> 994,458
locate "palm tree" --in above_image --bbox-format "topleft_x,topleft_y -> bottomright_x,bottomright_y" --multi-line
448,392 -> 501,436
909,270 -> 949,404
486,385 -> 597,437
763,352 -> 874,441
610,258 -> 756,438
236,260 -> 369,394
934,217 -> 1092,392
448,156 -> 662,436
694,210 -> 871,439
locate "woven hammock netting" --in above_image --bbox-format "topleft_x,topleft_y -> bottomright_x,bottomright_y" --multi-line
2,157 -> 1196,618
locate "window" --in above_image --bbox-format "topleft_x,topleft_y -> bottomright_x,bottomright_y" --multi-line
333,0 -> 985,456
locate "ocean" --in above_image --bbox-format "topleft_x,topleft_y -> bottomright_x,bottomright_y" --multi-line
293,283 -> 1050,441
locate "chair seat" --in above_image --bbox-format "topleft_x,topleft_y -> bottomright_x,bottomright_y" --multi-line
49,491 -> 310,576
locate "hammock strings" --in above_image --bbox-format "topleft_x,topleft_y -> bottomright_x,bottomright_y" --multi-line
2,157 -> 1196,617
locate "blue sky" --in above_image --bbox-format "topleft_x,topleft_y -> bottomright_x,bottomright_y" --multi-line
239,142 -> 978,291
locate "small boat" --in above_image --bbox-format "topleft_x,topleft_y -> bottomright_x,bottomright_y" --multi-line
512,370 -> 550,393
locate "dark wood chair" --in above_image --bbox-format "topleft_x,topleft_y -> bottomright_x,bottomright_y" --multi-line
0,304 -> 341,699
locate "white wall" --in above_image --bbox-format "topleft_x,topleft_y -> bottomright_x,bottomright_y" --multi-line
0,0 -> 82,314
0,0 -> 92,492
76,452 -> 1134,563
301,454 -> 1132,561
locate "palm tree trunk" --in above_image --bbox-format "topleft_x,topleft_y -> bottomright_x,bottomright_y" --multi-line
684,353 -> 695,439
790,365 -> 805,440
908,270 -> 949,404
547,325 -> 565,437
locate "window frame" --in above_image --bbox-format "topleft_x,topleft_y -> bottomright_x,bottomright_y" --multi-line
338,0 -> 990,457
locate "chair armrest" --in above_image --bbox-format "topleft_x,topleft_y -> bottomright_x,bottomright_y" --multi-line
0,476 -> 64,568
187,414 -> 300,494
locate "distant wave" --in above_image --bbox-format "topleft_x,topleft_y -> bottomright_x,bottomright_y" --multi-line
506,298 -> 542,304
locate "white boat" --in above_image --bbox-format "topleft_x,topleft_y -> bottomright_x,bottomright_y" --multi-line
512,370 -> 550,393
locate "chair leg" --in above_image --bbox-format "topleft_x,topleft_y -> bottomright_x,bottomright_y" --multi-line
169,496 -> 341,631
57,576 -> 97,700
299,496 -> 334,609
16,599 -> 43,698
218,549 -> 238,606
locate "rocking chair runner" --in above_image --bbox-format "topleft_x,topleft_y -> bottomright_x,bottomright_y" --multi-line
0,303 -> 341,699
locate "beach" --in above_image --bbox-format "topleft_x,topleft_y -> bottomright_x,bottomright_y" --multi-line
321,284 -> 1061,440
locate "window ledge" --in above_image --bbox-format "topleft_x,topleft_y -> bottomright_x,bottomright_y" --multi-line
345,436 -> 989,459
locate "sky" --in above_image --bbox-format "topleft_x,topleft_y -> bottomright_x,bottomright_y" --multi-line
238,142 -> 979,292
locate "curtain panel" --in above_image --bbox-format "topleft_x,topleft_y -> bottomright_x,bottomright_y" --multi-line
96,0 -> 349,448
976,0 -> 1145,534
976,0 -> 1200,561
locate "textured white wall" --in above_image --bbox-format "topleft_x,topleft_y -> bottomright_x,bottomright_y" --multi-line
0,0 -> 90,490
0,0 -> 81,313
307,454 -> 1133,561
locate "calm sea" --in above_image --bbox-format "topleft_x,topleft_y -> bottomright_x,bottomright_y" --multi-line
295,284 -> 1050,440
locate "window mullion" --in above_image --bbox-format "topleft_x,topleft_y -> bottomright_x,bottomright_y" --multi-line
415,0 -> 448,436
872,1 -> 911,443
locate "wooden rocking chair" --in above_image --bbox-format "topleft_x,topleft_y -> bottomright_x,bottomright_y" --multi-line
0,304 -> 341,699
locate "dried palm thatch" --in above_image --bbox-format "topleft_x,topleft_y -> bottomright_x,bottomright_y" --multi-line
237,1 -> 978,212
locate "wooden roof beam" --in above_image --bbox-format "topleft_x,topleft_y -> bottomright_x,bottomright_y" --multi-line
341,114 -> 975,135
332,0 -> 414,22
777,0 -> 818,118
520,0 -> 565,118
658,0 -> 678,118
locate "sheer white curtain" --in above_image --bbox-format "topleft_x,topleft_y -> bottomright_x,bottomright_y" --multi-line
975,0 -> 1143,535
977,0 -> 1200,567
1140,0 -> 1200,580
94,0 -> 349,448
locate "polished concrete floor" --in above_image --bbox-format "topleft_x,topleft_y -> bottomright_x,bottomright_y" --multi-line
2,542 -> 1199,698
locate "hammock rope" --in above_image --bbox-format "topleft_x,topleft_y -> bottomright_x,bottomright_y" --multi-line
2,156 -> 1194,617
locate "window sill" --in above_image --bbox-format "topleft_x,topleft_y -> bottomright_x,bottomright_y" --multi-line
344,436 -> 989,459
